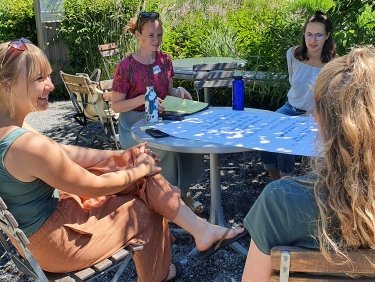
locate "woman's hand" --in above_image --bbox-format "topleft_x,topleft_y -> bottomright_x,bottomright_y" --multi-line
136,144 -> 161,176
135,143 -> 160,162
178,87 -> 193,100
157,97 -> 165,113
145,148 -> 160,162
135,152 -> 161,176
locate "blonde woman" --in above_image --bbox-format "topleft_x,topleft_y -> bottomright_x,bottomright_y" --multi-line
0,38 -> 245,282
242,46 -> 375,281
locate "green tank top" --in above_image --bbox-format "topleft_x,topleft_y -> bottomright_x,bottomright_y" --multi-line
0,128 -> 58,237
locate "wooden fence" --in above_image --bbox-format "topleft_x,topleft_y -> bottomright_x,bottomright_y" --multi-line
41,21 -> 69,84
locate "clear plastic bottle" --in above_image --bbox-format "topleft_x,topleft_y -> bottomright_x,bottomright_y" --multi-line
145,86 -> 158,123
232,74 -> 245,111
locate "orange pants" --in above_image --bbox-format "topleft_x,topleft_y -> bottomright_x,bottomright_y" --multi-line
26,147 -> 181,282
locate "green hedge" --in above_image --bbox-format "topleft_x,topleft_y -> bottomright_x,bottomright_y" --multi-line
58,0 -> 139,77
1,0 -> 375,107
0,0 -> 36,43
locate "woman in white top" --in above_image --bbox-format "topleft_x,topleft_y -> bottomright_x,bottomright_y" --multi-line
260,11 -> 336,180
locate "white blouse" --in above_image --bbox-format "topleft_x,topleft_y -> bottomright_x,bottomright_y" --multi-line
286,47 -> 322,112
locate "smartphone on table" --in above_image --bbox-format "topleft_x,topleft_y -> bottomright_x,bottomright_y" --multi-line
145,128 -> 170,138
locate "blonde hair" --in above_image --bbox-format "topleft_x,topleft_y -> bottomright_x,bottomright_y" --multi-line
0,41 -> 52,118
313,46 -> 375,264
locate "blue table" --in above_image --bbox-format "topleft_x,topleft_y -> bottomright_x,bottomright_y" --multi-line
131,115 -> 249,256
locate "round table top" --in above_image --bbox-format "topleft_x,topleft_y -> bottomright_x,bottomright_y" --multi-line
131,119 -> 249,154
172,57 -> 247,71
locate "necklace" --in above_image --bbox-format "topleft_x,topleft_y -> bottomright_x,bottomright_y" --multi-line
134,51 -> 156,65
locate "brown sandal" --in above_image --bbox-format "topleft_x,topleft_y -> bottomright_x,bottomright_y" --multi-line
198,229 -> 248,260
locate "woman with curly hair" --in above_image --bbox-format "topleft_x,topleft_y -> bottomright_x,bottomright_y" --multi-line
242,46 -> 375,281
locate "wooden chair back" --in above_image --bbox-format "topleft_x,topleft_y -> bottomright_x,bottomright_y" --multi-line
98,43 -> 121,79
193,62 -> 238,103
0,196 -> 142,281
271,246 -> 375,281
60,71 -> 119,149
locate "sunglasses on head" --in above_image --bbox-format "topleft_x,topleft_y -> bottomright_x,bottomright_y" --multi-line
137,11 -> 160,30
0,37 -> 31,69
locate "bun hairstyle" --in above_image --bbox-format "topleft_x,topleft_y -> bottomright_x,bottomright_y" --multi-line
125,17 -> 138,34
125,11 -> 161,34
295,10 -> 336,63
314,10 -> 325,17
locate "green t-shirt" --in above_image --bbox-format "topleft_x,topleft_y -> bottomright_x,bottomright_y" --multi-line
244,175 -> 319,255
0,128 -> 58,237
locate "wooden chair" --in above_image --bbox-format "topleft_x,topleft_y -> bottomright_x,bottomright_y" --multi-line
98,43 -> 122,79
271,246 -> 375,281
0,196 -> 143,282
193,62 -> 238,104
60,71 -> 120,149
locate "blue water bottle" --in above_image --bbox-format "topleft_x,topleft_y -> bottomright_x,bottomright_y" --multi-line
145,86 -> 158,123
232,74 -> 245,111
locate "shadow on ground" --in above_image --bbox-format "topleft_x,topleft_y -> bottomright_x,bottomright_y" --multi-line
0,101 -> 309,281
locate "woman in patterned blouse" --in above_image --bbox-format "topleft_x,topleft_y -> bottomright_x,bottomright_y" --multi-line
111,11 -> 205,214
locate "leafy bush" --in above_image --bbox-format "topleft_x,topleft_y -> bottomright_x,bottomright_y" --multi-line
162,2 -> 238,58
2,0 -> 375,108
0,0 -> 36,43
59,0 -> 139,75
328,0 -> 375,55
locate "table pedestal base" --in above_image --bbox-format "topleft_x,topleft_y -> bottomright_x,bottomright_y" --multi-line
209,153 -> 247,256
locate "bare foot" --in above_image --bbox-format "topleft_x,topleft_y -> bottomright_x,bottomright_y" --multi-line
194,224 -> 245,252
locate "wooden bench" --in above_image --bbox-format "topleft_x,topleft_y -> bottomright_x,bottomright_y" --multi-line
271,246 -> 375,281
192,62 -> 238,103
0,197 -> 142,281
174,69 -> 287,85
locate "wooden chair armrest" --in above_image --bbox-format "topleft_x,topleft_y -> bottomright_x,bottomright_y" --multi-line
271,246 -> 375,276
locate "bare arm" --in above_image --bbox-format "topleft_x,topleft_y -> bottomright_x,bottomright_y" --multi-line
111,90 -> 145,113
58,144 -> 124,168
242,239 -> 272,282
4,132 -> 161,197
22,121 -> 130,168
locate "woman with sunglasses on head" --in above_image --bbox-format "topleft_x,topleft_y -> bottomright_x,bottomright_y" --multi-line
111,11 -> 205,214
0,39 -> 246,281
243,45 -> 375,281
260,11 -> 336,180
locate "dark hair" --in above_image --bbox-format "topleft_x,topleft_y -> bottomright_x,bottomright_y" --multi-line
295,11 -> 336,63
125,11 -> 161,34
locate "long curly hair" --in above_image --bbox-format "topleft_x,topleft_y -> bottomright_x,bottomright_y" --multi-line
313,46 -> 375,263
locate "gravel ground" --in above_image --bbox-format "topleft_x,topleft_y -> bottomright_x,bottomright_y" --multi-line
0,101 -> 301,281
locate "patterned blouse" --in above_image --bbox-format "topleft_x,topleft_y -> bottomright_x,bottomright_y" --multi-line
112,51 -> 175,111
